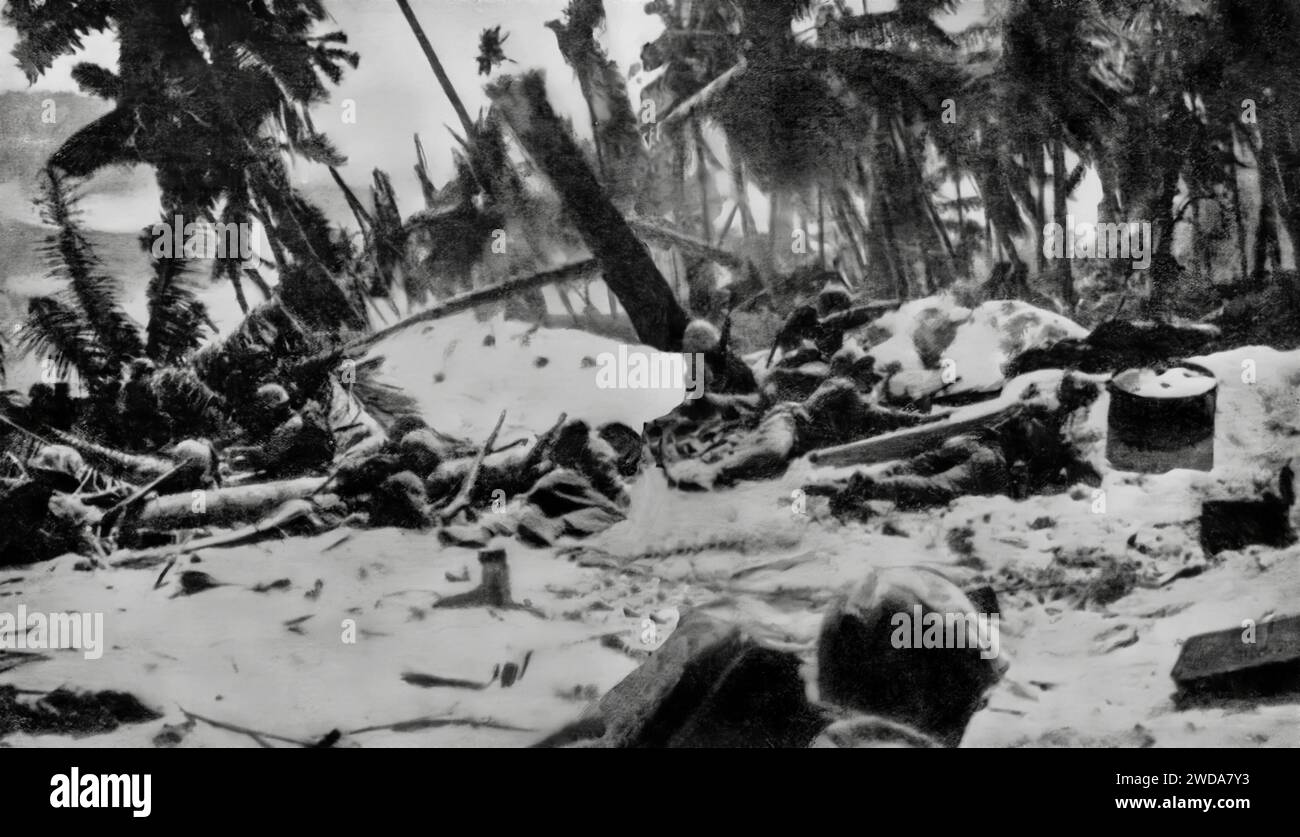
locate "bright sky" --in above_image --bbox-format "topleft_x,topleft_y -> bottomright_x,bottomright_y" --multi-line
0,0 -> 665,228
0,1 -> 1002,230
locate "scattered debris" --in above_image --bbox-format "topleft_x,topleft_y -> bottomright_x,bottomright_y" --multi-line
0,686 -> 160,739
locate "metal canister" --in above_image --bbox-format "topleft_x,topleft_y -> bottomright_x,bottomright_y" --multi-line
1106,363 -> 1217,473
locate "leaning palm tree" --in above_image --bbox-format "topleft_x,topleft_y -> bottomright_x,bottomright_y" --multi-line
4,0 -> 364,330
17,168 -> 143,397
18,170 -> 214,440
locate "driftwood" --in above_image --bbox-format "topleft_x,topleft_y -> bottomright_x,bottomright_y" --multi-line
130,476 -> 327,529
488,71 -> 689,351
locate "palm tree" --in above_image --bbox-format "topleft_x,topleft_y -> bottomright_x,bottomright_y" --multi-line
18,168 -> 211,402
4,0 -> 364,329
18,168 -> 142,396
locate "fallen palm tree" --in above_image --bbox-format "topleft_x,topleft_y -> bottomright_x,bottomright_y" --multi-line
48,428 -> 173,483
112,498 -> 324,564
127,476 -> 328,530
345,259 -> 602,355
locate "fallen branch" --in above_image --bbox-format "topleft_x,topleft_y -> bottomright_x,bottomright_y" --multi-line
180,707 -> 315,748
438,411 -> 507,524
626,216 -> 750,273
658,59 -> 747,130
345,715 -> 534,735
346,259 -> 601,354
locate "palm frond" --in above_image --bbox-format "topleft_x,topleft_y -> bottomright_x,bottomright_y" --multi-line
146,255 -> 211,366
3,0 -> 116,83
19,295 -> 105,386
36,168 -> 143,375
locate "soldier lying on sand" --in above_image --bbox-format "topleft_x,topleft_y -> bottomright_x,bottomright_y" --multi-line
661,377 -> 944,488
805,378 -> 1102,517
226,384 -> 335,478
0,446 -> 102,566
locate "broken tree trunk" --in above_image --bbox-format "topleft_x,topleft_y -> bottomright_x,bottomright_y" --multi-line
131,477 -> 327,530
48,429 -> 172,483
488,72 -> 690,351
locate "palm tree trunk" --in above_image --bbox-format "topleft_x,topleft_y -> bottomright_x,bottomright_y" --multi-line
877,189 -> 910,300
692,120 -> 712,241
229,268 -> 250,315
488,72 -> 689,350
954,177 -> 965,266
893,117 -> 956,286
730,143 -> 756,241
395,0 -> 477,141
830,191 -> 868,283
1051,139 -> 1074,310
818,186 -> 826,269
1034,145 -> 1047,276
1230,126 -> 1250,284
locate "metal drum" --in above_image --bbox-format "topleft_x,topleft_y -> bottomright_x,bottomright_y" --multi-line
1106,363 -> 1217,473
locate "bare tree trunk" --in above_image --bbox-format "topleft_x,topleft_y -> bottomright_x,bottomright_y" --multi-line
1230,127 -> 1250,284
730,144 -> 756,241
1034,145 -> 1047,277
488,73 -> 689,350
1051,139 -> 1074,310
818,186 -> 826,269
830,192 -> 868,282
693,120 -> 712,242
395,0 -> 477,141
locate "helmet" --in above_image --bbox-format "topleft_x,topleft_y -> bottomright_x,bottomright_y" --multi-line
129,358 -> 156,378
256,383 -> 290,409
817,281 -> 851,317
682,319 -> 721,353
172,439 -> 216,470
27,445 -> 86,483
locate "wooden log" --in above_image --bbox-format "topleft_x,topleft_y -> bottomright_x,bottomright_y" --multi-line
809,399 -> 1015,468
488,71 -> 689,351
112,499 -> 319,563
132,476 -> 327,529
